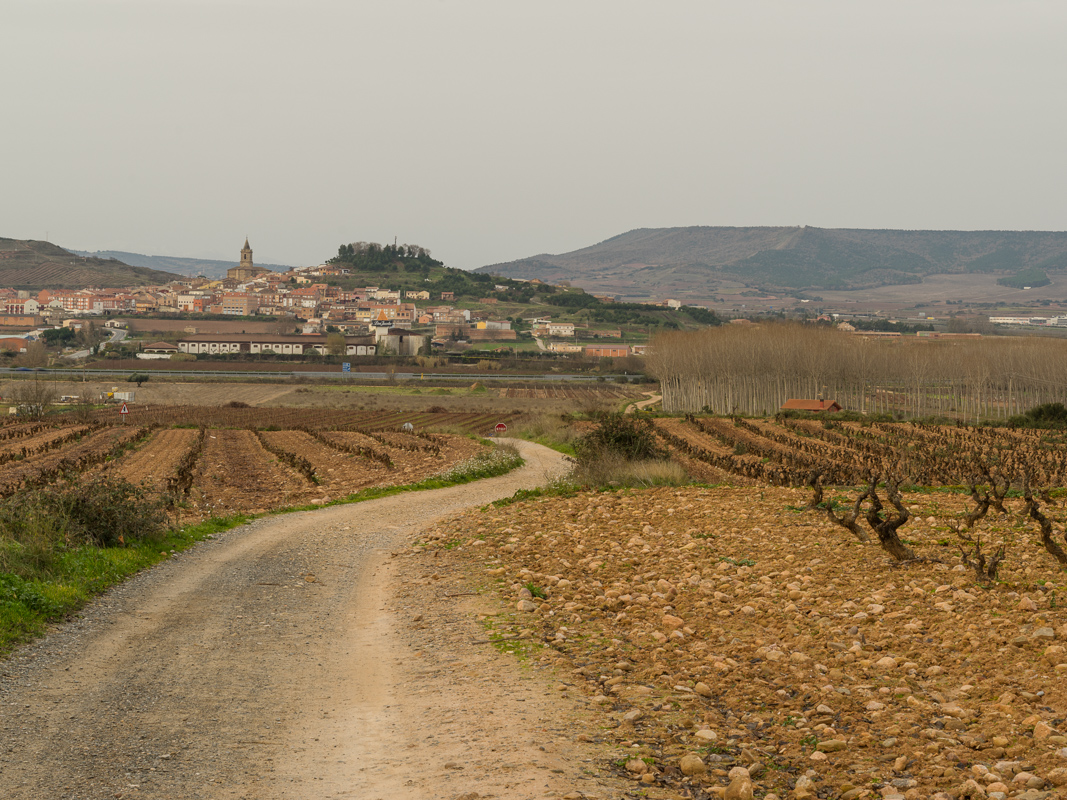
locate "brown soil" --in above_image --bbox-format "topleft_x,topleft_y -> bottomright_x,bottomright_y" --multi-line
2,379 -> 646,417
91,427 -> 201,491
422,484 -> 1067,799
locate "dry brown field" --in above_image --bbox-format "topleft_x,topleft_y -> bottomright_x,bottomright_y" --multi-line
0,379 -> 647,417
816,273 -> 1067,308
0,380 -> 650,523
426,482 -> 1067,799
2,412 -> 488,521
387,414 -> 1067,798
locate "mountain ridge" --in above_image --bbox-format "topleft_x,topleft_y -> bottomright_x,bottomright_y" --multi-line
477,226 -> 1067,297
74,250 -> 297,280
0,238 -> 183,289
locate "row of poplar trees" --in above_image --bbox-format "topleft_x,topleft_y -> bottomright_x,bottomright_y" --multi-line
647,323 -> 1067,419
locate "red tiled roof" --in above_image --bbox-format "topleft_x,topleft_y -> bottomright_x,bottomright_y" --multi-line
781,399 -> 842,412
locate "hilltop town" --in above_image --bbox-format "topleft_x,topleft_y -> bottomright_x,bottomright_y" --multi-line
0,239 -> 717,366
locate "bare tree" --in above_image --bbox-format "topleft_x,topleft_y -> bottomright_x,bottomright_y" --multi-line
649,322 -> 1067,421
71,394 -> 98,423
960,483 -> 993,529
15,341 -> 48,368
803,469 -> 824,510
8,378 -> 57,420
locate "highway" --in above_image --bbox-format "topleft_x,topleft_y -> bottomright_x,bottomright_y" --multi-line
0,366 -> 630,382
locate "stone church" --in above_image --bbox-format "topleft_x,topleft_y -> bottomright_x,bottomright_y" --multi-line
227,239 -> 271,281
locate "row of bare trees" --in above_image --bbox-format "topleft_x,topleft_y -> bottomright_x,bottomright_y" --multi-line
648,323 -> 1067,419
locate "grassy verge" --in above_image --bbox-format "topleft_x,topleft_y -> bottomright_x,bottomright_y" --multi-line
507,412 -> 580,456
0,444 -> 524,658
0,514 -> 249,657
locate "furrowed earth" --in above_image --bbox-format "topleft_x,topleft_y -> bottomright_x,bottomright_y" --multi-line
418,484 -> 1067,800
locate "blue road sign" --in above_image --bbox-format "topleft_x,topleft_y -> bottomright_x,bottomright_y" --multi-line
342,362 -> 351,373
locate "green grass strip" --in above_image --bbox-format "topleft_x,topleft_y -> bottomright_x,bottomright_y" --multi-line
0,514 -> 251,658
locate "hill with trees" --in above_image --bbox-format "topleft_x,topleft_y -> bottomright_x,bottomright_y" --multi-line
327,241 -> 502,297
0,238 -> 182,289
324,240 -> 720,333
477,226 -> 1067,294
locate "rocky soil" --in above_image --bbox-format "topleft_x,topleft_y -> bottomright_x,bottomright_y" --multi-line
420,484 -> 1067,800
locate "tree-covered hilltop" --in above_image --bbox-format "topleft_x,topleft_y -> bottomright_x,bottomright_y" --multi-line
327,241 -> 558,300
333,241 -> 443,272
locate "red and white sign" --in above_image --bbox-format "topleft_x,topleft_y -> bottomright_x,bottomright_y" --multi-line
119,402 -> 129,415
494,422 -> 508,434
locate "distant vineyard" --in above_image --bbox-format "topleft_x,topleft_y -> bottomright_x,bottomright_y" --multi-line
67,405 -> 514,434
0,412 -> 491,520
497,386 -> 643,401
654,416 -> 1067,489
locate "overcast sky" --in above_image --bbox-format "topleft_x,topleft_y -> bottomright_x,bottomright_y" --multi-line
3,1 -> 1065,269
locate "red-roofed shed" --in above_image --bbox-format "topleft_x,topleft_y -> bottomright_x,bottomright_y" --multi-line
781,399 -> 842,413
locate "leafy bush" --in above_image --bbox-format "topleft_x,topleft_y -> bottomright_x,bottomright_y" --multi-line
0,477 -> 168,559
572,413 -> 683,488
430,443 -> 522,483
574,413 -> 666,463
1009,402 -> 1067,428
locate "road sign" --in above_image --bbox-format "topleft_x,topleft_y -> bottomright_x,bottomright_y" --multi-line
342,362 -> 351,373
494,422 -> 508,434
119,402 -> 129,415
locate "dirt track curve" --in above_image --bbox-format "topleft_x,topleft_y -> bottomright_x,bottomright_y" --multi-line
0,440 -> 627,800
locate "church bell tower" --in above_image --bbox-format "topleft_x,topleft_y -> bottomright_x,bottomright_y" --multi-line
240,238 -> 253,271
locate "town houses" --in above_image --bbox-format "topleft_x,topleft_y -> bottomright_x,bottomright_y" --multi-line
0,241 -> 644,360
0,240 -> 532,359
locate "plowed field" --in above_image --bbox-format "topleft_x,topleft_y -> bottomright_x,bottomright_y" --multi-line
0,426 -> 143,495
0,404 -> 494,520
428,483 -> 1067,799
74,404 -> 513,434
192,429 -> 312,515
90,428 -> 201,491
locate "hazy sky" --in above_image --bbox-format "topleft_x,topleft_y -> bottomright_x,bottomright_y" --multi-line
3,1 -> 1065,269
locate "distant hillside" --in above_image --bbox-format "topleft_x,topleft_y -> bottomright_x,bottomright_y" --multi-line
73,250 -> 296,279
0,238 -> 182,289
478,227 -> 1067,295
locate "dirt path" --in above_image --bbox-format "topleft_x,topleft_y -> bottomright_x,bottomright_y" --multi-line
0,441 -> 627,800
625,392 -> 661,414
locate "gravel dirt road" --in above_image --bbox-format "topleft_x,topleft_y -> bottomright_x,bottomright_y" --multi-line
0,441 -> 628,800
